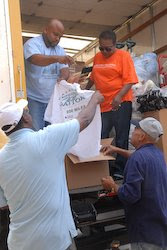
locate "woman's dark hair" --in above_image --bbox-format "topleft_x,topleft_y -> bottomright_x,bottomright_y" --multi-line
99,30 -> 117,44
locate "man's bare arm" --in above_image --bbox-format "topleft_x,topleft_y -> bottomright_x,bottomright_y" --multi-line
101,145 -> 132,158
77,91 -> 104,132
28,54 -> 74,66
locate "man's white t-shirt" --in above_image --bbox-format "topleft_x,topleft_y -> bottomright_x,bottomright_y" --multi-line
0,119 -> 80,250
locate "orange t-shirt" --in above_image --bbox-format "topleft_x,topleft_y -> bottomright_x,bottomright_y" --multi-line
90,49 -> 138,112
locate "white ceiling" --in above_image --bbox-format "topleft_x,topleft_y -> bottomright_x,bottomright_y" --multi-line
20,0 -> 155,37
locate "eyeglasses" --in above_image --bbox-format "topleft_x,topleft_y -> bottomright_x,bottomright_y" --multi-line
99,46 -> 114,52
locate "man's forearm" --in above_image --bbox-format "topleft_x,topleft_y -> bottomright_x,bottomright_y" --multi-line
77,98 -> 98,132
28,54 -> 61,66
77,91 -> 103,132
115,147 -> 132,158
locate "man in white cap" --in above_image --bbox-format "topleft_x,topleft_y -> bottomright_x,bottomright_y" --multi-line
101,117 -> 167,250
0,91 -> 104,250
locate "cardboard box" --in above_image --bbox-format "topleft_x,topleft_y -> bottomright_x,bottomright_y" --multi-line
65,139 -> 114,190
143,109 -> 167,162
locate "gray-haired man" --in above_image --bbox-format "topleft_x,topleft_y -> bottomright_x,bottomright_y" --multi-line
101,117 -> 167,250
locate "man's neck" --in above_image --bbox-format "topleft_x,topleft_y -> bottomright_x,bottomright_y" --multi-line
42,33 -> 52,48
136,141 -> 154,149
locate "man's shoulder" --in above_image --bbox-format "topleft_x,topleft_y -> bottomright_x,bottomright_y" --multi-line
45,119 -> 79,132
129,146 -> 147,161
131,144 -> 163,161
24,35 -> 43,46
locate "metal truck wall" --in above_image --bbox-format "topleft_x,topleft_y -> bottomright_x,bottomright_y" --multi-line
0,0 -> 15,106
0,0 -> 27,107
74,0 -> 167,64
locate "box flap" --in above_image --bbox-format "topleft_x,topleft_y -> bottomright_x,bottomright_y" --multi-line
101,138 -> 113,146
67,152 -> 115,164
67,138 -> 114,164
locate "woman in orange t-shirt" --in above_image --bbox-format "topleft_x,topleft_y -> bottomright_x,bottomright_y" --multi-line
86,30 -> 138,178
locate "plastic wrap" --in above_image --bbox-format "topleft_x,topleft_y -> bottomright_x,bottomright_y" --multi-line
133,53 -> 158,84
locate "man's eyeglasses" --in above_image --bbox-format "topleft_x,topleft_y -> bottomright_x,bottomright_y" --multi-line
99,46 -> 114,52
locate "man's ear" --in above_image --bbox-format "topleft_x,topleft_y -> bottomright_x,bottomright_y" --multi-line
139,131 -> 146,142
43,27 -> 47,35
22,112 -> 29,124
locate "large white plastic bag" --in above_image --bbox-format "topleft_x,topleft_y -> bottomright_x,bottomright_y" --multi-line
132,80 -> 157,97
133,53 -> 158,84
132,80 -> 157,111
133,57 -> 148,82
44,80 -> 101,159
143,53 -> 158,75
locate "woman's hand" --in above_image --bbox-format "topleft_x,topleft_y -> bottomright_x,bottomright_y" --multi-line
111,94 -> 121,111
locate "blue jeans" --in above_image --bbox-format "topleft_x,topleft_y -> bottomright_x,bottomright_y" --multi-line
27,98 -> 50,131
101,101 -> 132,175
131,242 -> 167,250
0,208 -> 9,250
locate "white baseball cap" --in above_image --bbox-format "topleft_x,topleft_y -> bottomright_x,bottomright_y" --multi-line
137,117 -> 163,141
0,99 -> 28,133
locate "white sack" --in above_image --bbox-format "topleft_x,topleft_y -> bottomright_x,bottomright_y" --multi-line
133,53 -> 158,84
44,80 -> 101,159
132,80 -> 157,111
